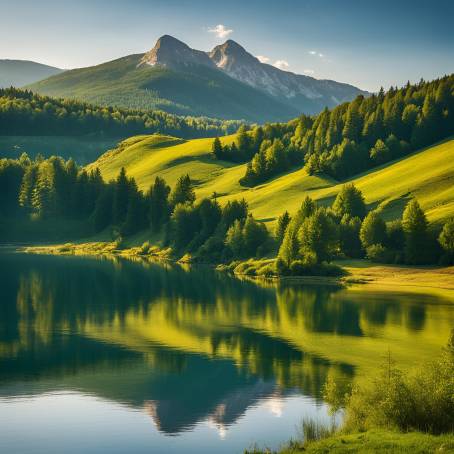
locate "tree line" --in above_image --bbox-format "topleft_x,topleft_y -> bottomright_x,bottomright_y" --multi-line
0,87 -> 242,138
212,75 -> 454,185
274,184 -> 454,275
1,153 -> 453,269
0,154 -> 271,261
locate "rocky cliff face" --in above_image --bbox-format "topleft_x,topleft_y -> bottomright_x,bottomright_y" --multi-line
140,35 -> 214,69
209,39 -> 368,111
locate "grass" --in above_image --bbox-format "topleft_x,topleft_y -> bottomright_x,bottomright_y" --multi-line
87,134 -> 454,227
271,430 -> 454,453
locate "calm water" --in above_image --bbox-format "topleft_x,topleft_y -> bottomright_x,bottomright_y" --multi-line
0,252 -> 453,453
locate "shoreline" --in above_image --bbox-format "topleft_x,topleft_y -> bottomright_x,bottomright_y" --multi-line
11,242 -> 454,299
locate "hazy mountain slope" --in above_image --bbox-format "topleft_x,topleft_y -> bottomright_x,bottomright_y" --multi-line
87,134 -> 454,226
209,40 -> 368,114
0,60 -> 64,88
28,43 -> 298,122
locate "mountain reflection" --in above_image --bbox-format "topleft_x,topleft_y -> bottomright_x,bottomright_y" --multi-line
0,252 -> 453,435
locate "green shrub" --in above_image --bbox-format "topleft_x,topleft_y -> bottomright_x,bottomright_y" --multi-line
139,241 -> 150,254
343,345 -> 454,434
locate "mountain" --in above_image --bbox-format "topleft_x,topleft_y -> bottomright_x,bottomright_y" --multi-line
28,35 -> 366,121
28,39 -> 297,122
209,40 -> 368,113
0,60 -> 64,88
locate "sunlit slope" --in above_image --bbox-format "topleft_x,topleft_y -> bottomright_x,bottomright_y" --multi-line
87,134 -> 243,192
89,135 -> 454,225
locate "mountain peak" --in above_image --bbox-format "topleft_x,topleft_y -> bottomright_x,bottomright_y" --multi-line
209,40 -> 257,70
140,35 -> 214,68
155,34 -> 187,48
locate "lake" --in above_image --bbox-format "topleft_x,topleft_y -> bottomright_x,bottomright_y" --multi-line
0,252 -> 453,453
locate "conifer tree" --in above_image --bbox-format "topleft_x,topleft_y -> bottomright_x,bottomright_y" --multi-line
170,174 -> 196,207
402,199 -> 429,264
113,167 -> 130,225
212,137 -> 223,160
225,219 -> 245,258
148,176 -> 171,231
332,184 -> 366,219
360,211 -> 387,248
275,211 -> 291,244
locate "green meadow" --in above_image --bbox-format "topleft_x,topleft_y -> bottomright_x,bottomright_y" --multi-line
88,133 -> 454,227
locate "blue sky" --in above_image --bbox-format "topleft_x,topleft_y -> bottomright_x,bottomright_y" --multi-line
1,0 -> 453,91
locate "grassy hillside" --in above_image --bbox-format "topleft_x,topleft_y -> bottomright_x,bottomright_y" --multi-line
88,134 -> 454,226
27,54 -> 297,122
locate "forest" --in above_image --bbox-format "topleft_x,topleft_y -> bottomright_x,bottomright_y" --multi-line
212,75 -> 454,185
0,87 -> 242,138
1,153 -> 453,271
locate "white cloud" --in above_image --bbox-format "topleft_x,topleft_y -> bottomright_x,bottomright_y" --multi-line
208,24 -> 233,39
303,69 -> 315,75
273,60 -> 289,70
318,53 -> 324,58
256,55 -> 270,63
309,50 -> 325,58
309,50 -> 317,55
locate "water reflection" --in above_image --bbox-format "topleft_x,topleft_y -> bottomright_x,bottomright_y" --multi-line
0,252 -> 453,442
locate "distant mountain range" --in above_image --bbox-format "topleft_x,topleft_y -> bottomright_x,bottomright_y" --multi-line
26,35 -> 368,122
0,60 -> 64,88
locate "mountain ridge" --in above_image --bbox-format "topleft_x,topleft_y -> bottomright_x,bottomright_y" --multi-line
0,59 -> 64,88
27,34 -> 367,121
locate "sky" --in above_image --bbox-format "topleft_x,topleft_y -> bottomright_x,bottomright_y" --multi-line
1,0 -> 453,91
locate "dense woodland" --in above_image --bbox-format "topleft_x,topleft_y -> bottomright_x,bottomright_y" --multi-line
212,75 -> 454,185
0,88 -> 242,138
1,154 -> 453,269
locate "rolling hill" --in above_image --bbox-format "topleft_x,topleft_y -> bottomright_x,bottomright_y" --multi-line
87,134 -> 454,226
28,35 -> 366,122
0,59 -> 64,88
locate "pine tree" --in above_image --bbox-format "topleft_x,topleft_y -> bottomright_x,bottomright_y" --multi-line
92,186 -> 114,233
278,225 -> 300,268
170,174 -> 196,207
369,139 -> 390,164
299,196 -> 316,221
19,164 -> 37,210
122,187 -> 147,236
243,215 -> 269,257
402,199 -> 429,264
113,167 -> 130,225
275,211 -> 291,244
342,101 -> 362,142
360,211 -> 387,248
225,219 -> 245,258
212,137 -> 223,160
170,203 -> 197,251
148,176 -> 171,231
299,208 -> 336,263
438,218 -> 454,263
332,184 -> 366,219
236,125 -> 250,160
339,215 -> 363,258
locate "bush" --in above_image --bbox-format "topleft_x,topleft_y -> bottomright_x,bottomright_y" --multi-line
343,342 -> 454,434
288,260 -> 345,277
139,241 -> 150,255
366,244 -> 387,262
